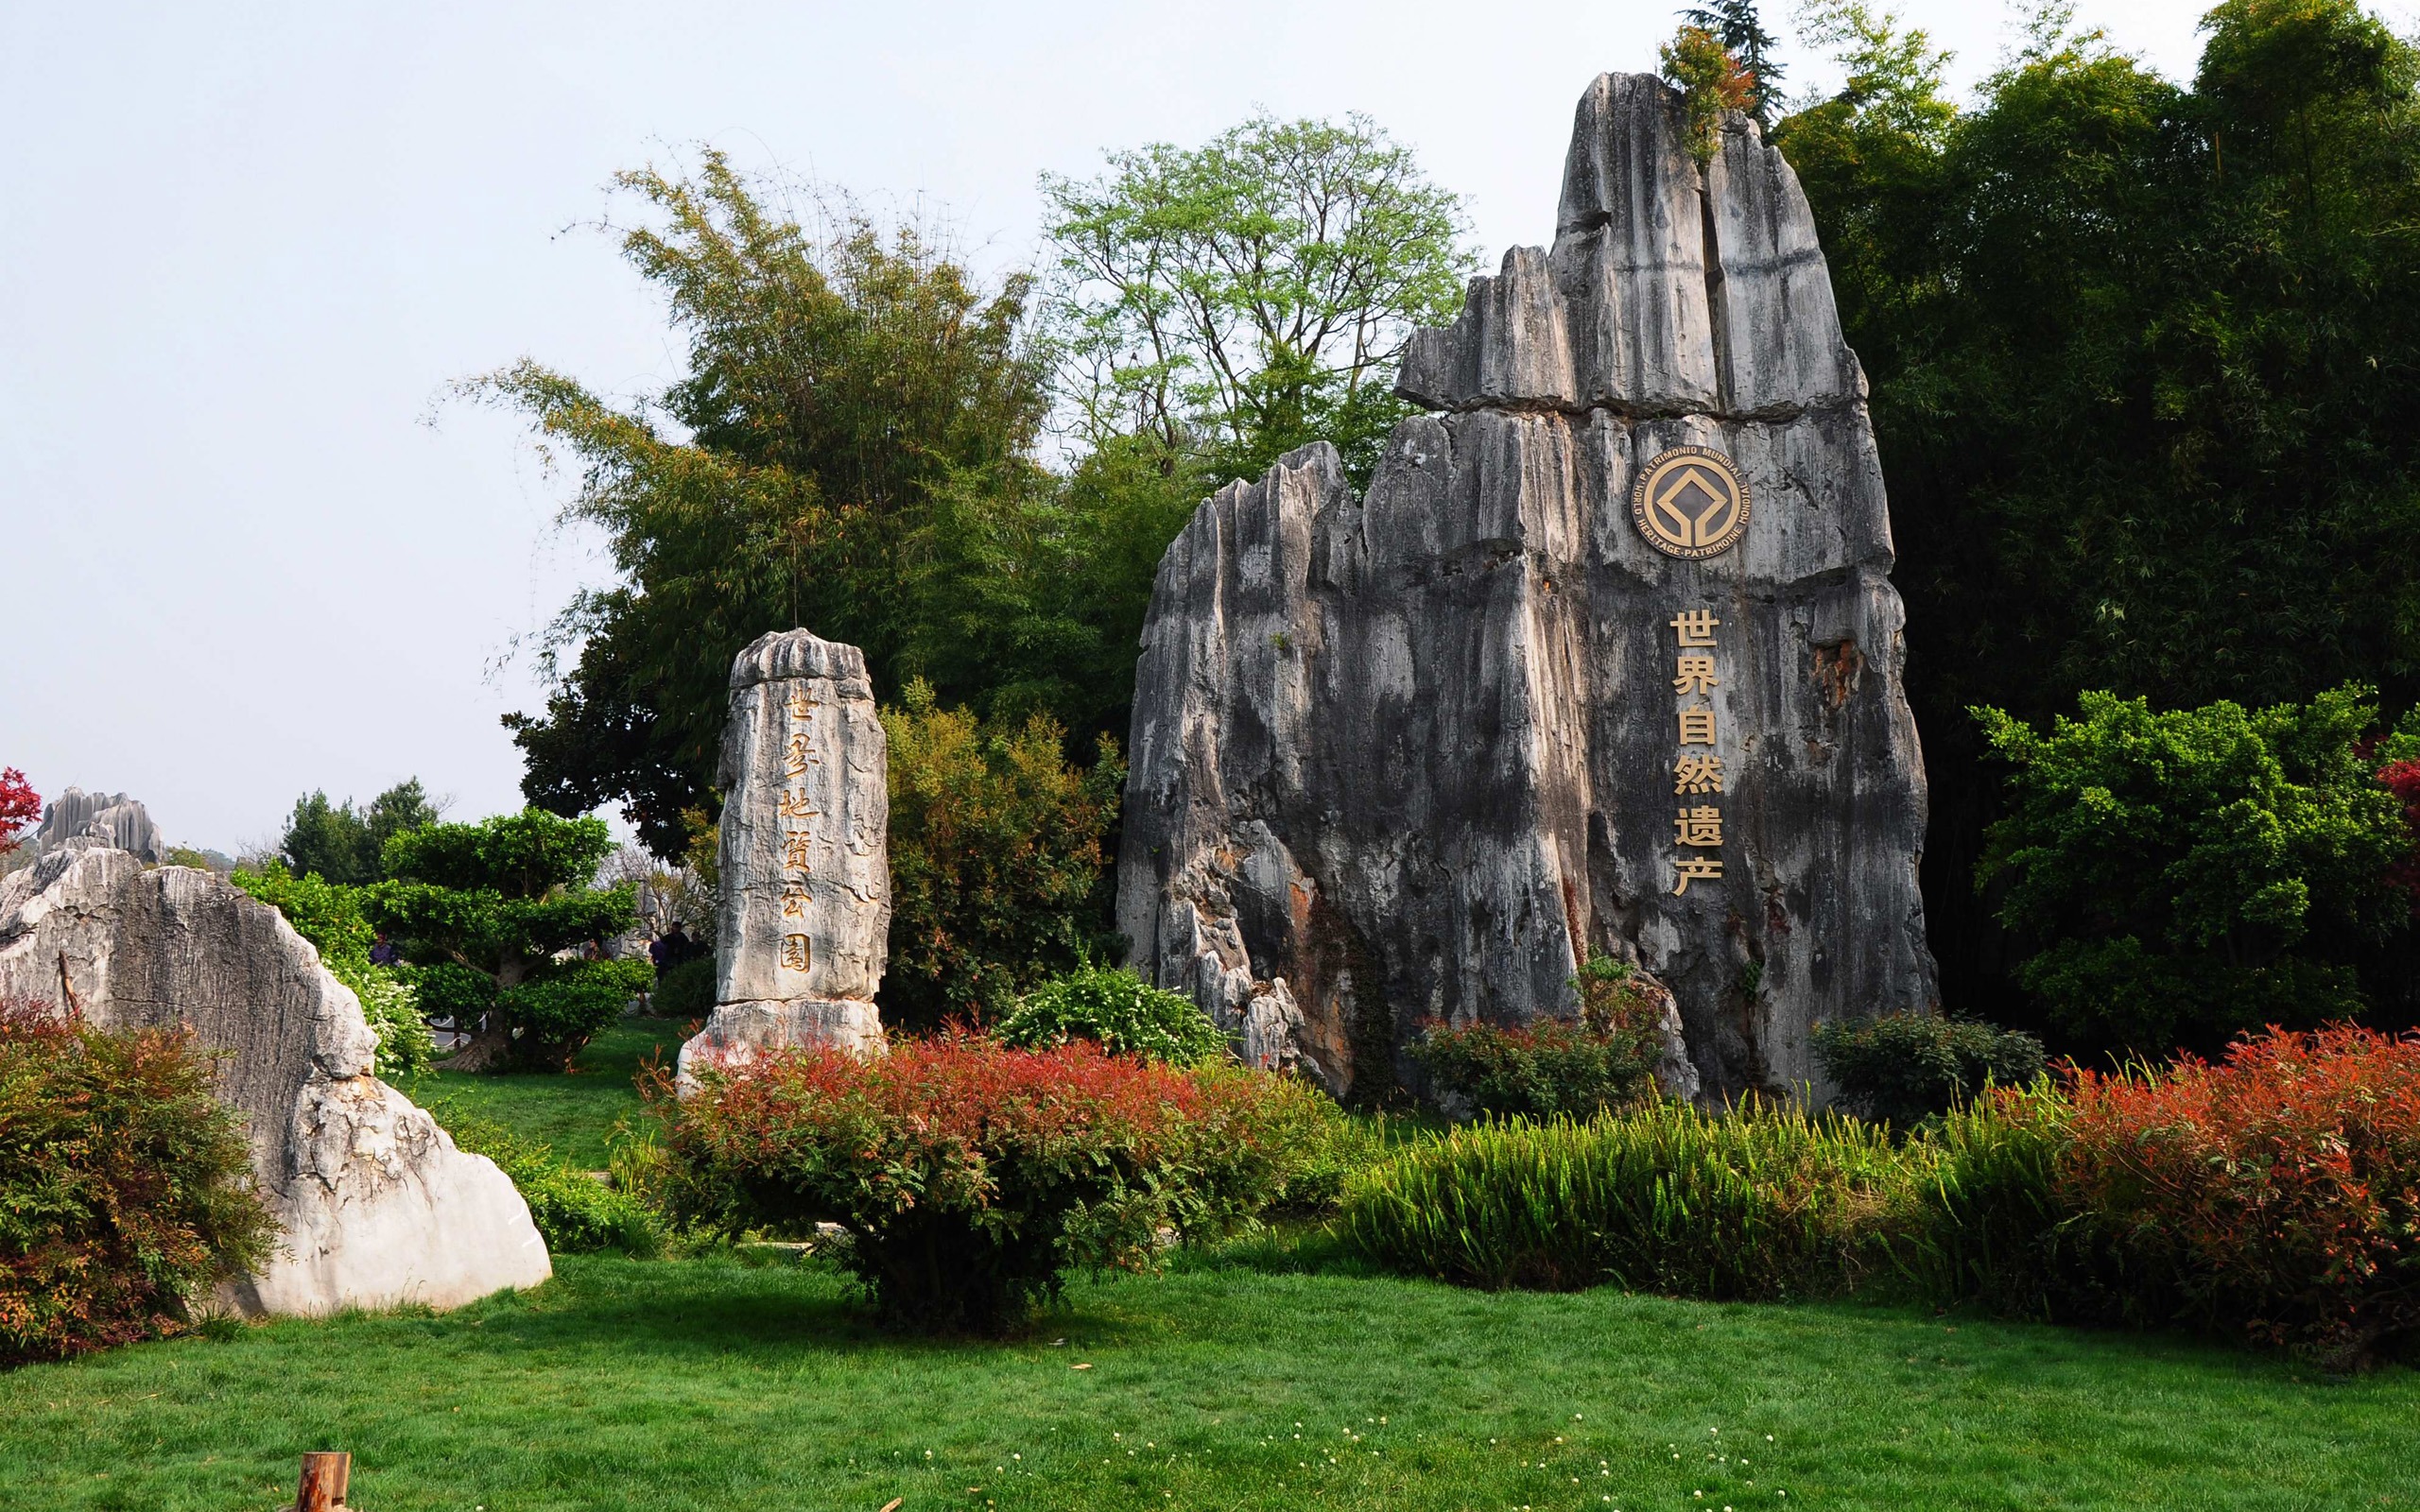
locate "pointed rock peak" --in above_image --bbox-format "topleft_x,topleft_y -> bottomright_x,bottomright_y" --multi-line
1398,72 -> 1858,420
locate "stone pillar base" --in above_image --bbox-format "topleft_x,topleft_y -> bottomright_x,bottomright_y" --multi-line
676,997 -> 884,1089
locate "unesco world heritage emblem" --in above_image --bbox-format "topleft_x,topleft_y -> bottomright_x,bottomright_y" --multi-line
1631,446 -> 1751,559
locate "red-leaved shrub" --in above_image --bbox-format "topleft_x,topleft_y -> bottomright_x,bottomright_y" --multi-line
2058,1024 -> 2420,1366
0,1002 -> 274,1366
2380,758 -> 2420,908
654,1034 -> 1338,1332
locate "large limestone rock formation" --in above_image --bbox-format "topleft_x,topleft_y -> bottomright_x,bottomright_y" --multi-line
35,786 -> 166,863
678,629 -> 890,1082
0,844 -> 550,1314
1117,75 -> 1937,1104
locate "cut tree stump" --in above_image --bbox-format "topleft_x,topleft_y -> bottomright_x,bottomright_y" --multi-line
289,1451 -> 351,1511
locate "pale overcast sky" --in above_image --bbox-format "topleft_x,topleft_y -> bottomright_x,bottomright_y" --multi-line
2,0 -> 2340,852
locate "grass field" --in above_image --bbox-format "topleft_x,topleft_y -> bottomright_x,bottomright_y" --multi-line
8,1022 -> 2412,1511
401,1017 -> 688,1170
4,1254 -> 2413,1512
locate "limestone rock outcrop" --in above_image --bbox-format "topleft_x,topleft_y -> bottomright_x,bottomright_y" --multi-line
0,846 -> 550,1314
1117,75 -> 1936,1104
678,628 -> 890,1082
35,786 -> 165,863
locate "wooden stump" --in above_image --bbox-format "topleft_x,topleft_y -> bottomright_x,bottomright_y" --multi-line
293,1451 -> 350,1511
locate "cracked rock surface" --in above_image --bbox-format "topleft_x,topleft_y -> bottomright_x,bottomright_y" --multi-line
0,845 -> 550,1314
1116,75 -> 1936,1103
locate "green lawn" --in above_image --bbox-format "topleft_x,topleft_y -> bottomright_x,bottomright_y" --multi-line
402,1017 -> 689,1170
13,1026 -> 2410,1510
3,1254 -> 2412,1511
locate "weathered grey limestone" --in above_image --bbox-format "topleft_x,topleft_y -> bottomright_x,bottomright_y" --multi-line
34,785 -> 165,863
678,629 -> 890,1082
0,846 -> 550,1315
1118,74 -> 1935,1104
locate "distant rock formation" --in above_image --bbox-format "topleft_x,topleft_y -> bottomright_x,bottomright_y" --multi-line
35,786 -> 165,863
678,628 -> 890,1084
0,846 -> 551,1315
1116,75 -> 1936,1105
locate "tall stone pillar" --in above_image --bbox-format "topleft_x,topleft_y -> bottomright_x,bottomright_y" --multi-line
677,628 -> 890,1082
1116,74 -> 1936,1105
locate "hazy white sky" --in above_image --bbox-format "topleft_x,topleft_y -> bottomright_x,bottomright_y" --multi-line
2,0 -> 2324,851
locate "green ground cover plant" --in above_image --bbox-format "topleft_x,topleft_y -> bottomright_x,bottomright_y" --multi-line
1409,956 -> 1667,1119
1,1252 -> 2413,1511
994,964 -> 1227,1065
1344,1101 -> 1904,1297
1811,1013 -> 2046,1130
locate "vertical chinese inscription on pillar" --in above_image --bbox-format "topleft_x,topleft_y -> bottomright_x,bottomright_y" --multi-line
1668,609 -> 1724,896
779,687 -> 821,973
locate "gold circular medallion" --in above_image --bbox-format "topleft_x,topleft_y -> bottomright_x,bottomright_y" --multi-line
1630,446 -> 1751,559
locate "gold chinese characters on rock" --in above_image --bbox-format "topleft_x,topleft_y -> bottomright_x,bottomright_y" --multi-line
1669,609 -> 1724,896
777,687 -> 821,975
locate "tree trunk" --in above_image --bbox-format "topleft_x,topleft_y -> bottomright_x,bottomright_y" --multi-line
443,1020 -> 515,1073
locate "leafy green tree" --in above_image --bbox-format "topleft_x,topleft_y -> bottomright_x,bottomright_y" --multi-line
480,154 -> 1053,852
1975,686 -> 2412,1057
277,779 -> 439,885
880,682 -> 1125,1033
1039,112 -> 1478,488
365,810 -> 648,1072
1774,1 -> 2420,1027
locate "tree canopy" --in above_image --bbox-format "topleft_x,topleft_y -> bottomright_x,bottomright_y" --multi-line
278,779 -> 439,886
1773,0 -> 2420,1028
1039,112 -> 1477,488
366,809 -> 647,1072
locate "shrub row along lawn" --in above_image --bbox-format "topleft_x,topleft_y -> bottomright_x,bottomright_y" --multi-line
3,1252 -> 2415,1512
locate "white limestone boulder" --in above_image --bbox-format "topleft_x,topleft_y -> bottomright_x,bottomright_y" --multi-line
0,846 -> 551,1315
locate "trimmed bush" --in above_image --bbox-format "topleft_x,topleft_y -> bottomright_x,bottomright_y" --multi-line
994,966 -> 1227,1066
1342,1100 -> 1906,1297
1409,956 -> 1664,1119
650,954 -> 717,1021
2052,1024 -> 2420,1367
656,1035 -> 1323,1332
1812,1013 -> 2046,1129
0,1004 -> 275,1365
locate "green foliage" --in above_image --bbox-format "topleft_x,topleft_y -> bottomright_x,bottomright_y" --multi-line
1408,956 -> 1665,1119
0,1005 -> 275,1365
276,778 -> 438,885
1811,1013 -> 2047,1129
650,955 -> 716,1021
1975,686 -> 2411,1053
477,153 -> 1055,852
1038,111 -> 1477,488
1342,1101 -> 1905,1297
367,810 -> 647,1072
1776,0 -> 2420,1029
880,683 -> 1124,1031
994,965 -> 1228,1066
428,1100 -> 661,1257
231,861 -> 433,1076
